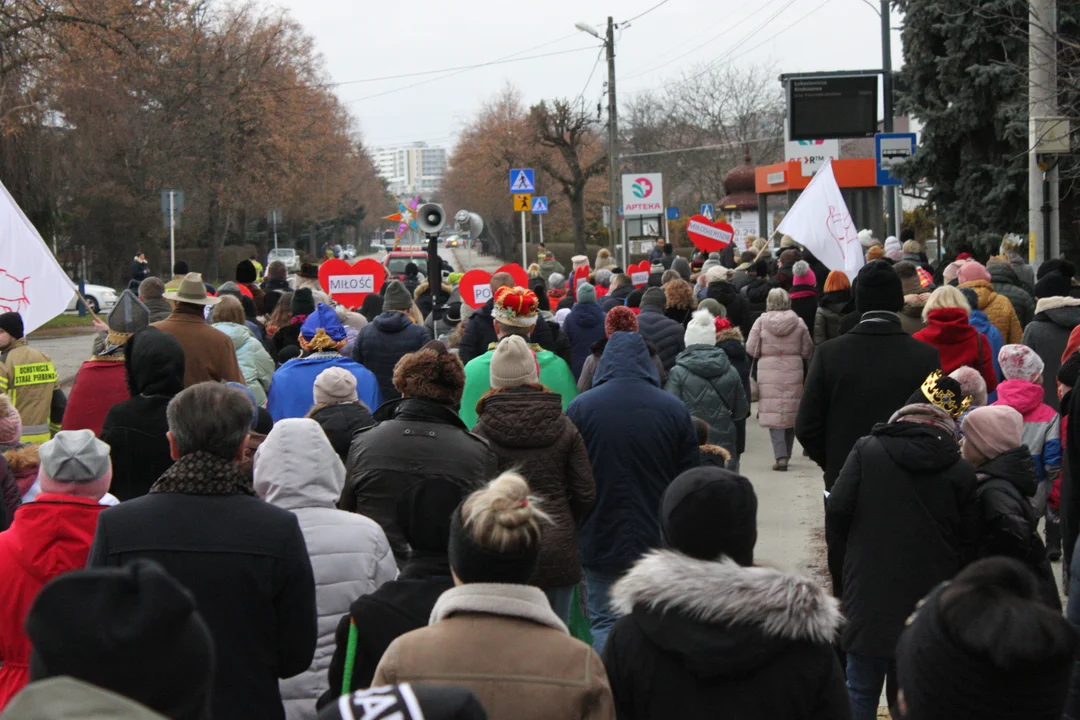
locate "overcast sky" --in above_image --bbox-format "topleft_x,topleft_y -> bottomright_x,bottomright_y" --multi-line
264,0 -> 904,152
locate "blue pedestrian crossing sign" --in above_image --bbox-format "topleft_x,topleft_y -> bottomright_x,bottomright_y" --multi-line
700,204 -> 714,220
531,196 -> 548,214
509,168 -> 535,193
666,207 -> 680,220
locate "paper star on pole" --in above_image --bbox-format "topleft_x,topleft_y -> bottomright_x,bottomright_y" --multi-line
383,195 -> 422,248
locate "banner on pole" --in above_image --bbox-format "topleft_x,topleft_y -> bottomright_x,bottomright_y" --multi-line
776,158 -> 864,280
0,179 -> 77,333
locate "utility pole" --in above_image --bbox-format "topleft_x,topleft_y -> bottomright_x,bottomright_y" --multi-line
881,0 -> 897,239
1029,0 -> 1059,265
605,16 -> 620,261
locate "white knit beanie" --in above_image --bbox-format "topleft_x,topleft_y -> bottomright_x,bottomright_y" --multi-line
313,367 -> 359,405
489,335 -> 538,389
684,309 -> 717,347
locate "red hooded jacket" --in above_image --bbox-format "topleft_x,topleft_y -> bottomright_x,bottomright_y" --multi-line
914,307 -> 998,393
0,495 -> 104,709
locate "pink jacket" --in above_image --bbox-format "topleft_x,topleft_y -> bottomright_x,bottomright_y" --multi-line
747,310 -> 813,429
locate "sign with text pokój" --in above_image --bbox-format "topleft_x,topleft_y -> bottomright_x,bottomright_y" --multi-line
621,173 -> 664,217
686,215 -> 735,254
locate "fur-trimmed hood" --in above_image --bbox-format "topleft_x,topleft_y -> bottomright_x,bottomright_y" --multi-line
611,550 -> 841,677
1035,295 -> 1080,314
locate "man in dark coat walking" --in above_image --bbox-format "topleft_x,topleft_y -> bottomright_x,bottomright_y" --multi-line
352,280 -> 431,402
567,331 -> 699,653
458,272 -> 554,363
562,283 -> 607,379
600,274 -> 634,311
637,287 -> 686,372
87,382 -> 317,720
340,341 -> 496,564
826,375 -> 979,720
797,261 -> 941,492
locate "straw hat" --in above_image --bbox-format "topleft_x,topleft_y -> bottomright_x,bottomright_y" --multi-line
163,273 -> 220,306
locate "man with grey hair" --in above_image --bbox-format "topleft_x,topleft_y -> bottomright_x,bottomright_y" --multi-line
601,273 -> 634,311
137,276 -> 171,323
87,381 -> 316,720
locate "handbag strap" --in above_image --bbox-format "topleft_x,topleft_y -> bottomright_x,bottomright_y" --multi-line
341,618 -> 359,695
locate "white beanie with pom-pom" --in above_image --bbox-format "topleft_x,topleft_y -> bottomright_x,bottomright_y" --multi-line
684,308 -> 718,348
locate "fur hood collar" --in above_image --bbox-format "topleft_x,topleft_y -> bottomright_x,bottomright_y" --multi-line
715,327 -> 744,344
1035,295 -> 1080,314
612,550 -> 842,644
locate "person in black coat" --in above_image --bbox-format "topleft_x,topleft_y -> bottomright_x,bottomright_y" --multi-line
306,367 -> 374,464
600,274 -> 634,311
797,260 -> 942,492
1059,352 -> 1080,574
458,273 -> 555,363
274,287 -> 315,357
707,274 -> 751,337
716,321 -> 751,469
339,341 -> 496,564
352,280 -> 432,402
636,287 -> 685,373
88,382 -> 317,720
826,377 -> 979,720
100,327 -> 185,501
742,261 -> 774,330
567,331 -> 699,653
318,477 -> 462,707
605,467 -> 849,720
961,406 -> 1060,608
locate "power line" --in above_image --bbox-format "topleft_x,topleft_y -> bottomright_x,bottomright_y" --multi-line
573,46 -> 606,108
720,0 -> 836,67
620,135 -> 782,159
682,0 -> 802,82
620,0 -> 671,25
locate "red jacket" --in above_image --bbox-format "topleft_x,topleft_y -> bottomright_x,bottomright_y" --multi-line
914,307 -> 998,393
0,494 -> 104,709
61,360 -> 129,436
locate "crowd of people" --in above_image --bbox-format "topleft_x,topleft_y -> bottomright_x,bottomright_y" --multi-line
0,235 -> 1079,719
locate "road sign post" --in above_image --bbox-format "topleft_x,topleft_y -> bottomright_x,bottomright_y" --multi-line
509,169 -> 536,193
875,132 -> 917,186
531,196 -> 548,247
700,204 -> 714,221
521,211 -> 527,268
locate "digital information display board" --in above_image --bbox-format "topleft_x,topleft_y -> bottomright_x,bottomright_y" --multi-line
787,75 -> 879,141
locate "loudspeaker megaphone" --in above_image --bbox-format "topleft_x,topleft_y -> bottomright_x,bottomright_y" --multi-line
454,210 -> 484,239
416,203 -> 445,235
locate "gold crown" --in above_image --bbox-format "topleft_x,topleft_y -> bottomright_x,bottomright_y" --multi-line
919,370 -> 972,418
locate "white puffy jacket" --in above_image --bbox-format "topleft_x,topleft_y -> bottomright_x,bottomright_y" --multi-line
254,418 -> 397,720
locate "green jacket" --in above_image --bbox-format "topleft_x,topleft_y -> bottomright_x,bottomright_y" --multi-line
460,343 -> 578,429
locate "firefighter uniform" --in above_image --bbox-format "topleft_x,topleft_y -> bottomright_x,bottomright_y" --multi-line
0,338 -> 59,443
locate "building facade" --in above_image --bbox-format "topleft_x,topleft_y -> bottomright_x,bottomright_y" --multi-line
375,142 -> 447,197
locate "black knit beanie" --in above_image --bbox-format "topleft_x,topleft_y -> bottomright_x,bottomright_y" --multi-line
27,559 -> 214,720
448,504 -> 540,584
1035,271 -> 1072,299
0,312 -> 24,340
291,287 -> 316,316
855,260 -> 903,314
660,467 -> 757,565
235,259 -> 257,284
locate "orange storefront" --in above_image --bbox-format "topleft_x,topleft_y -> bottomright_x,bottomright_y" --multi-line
754,159 -> 886,241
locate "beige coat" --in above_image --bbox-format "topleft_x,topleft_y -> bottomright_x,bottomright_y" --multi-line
374,583 -> 614,720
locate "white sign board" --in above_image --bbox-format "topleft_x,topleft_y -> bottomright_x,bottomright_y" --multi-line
472,284 -> 493,306
728,210 -> 774,246
785,139 -> 840,177
328,275 -> 375,294
631,271 -> 649,285
621,173 -> 664,217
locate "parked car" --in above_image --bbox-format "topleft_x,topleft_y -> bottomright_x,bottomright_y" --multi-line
267,247 -> 300,273
443,235 -> 461,248
67,283 -> 118,314
343,244 -> 357,259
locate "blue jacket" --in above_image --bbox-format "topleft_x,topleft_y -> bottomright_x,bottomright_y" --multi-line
969,309 -> 1004,402
567,332 -> 699,573
562,303 -> 607,379
352,312 -> 431,402
267,355 -> 382,422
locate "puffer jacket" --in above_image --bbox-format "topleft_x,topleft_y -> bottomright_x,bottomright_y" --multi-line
578,337 -> 667,393
813,290 -> 853,345
563,303 -> 607,379
992,379 -> 1062,486
340,398 -> 497,564
253,419 -> 397,720
308,402 -> 374,464
214,321 -> 275,405
988,262 -> 1035,327
1023,296 -> 1080,410
746,310 -> 813,429
352,312 -> 431,402
960,279 -> 1023,344
665,345 -> 749,456
472,386 -> 596,588
636,307 -> 685,372
707,282 -> 751,337
973,446 -> 1060,608
604,550 -> 848,720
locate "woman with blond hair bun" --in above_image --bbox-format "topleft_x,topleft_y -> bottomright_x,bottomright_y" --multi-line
373,471 -> 615,720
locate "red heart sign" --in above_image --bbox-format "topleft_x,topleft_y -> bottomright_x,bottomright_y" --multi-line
318,258 -> 385,308
686,214 -> 735,254
458,269 -> 494,309
627,260 -> 651,289
496,263 -> 530,289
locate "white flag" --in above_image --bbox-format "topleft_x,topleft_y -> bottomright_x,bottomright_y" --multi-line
776,158 -> 865,281
0,179 -> 77,334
